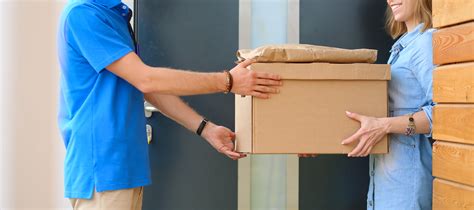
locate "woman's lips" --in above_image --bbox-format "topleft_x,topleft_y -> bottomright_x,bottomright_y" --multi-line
391,3 -> 402,14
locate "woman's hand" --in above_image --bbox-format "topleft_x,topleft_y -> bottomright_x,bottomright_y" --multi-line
341,111 -> 390,157
201,122 -> 247,160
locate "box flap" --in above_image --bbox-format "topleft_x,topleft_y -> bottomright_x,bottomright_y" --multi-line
250,63 -> 391,81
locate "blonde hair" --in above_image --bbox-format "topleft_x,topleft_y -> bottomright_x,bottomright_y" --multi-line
385,0 -> 433,39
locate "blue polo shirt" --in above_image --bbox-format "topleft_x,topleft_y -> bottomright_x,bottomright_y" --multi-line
57,0 -> 151,199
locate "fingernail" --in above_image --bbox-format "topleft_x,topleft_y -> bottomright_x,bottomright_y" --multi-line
346,111 -> 351,115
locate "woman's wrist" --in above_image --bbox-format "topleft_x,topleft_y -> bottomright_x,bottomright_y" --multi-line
380,117 -> 393,134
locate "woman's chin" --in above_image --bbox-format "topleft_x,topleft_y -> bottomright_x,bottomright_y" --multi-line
393,15 -> 407,23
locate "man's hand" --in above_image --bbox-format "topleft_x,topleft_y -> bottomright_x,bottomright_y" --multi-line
341,111 -> 390,157
201,122 -> 247,160
230,59 -> 282,99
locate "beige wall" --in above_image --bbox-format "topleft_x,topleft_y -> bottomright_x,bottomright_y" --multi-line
0,0 -> 69,209
0,0 -> 136,209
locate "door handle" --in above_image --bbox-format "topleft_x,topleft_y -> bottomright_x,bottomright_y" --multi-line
146,124 -> 153,144
144,101 -> 158,144
144,101 -> 160,118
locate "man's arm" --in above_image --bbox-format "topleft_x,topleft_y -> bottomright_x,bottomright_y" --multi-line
145,93 -> 245,160
107,52 -> 282,98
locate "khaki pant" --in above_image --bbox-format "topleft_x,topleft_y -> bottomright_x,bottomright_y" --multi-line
69,187 -> 143,210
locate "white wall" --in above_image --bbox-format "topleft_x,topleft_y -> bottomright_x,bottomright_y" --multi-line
0,0 -> 69,209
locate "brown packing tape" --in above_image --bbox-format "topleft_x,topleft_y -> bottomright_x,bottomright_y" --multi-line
237,44 -> 378,64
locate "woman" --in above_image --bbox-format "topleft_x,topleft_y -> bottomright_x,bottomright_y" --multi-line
342,0 -> 435,209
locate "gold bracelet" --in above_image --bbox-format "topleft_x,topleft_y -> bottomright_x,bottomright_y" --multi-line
405,113 -> 416,136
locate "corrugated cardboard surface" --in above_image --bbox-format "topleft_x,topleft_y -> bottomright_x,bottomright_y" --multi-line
235,63 -> 390,154
237,44 -> 378,64
235,95 -> 253,153
250,63 -> 390,80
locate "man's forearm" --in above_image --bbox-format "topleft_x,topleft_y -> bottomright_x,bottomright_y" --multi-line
108,52 -> 281,98
108,52 -> 228,95
144,67 -> 228,95
144,93 -> 204,133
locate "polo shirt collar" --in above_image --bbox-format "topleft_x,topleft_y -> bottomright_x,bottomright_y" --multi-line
73,0 -> 122,8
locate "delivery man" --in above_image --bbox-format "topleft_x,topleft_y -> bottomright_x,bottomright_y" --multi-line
57,0 -> 281,209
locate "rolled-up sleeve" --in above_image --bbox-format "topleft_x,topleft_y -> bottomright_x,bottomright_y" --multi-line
410,30 -> 437,138
421,102 -> 435,138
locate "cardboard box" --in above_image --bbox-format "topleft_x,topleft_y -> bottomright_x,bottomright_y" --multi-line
235,63 -> 390,154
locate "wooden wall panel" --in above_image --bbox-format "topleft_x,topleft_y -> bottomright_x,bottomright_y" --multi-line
433,22 -> 474,65
433,141 -> 474,186
432,2 -> 474,210
433,0 -> 474,28
433,62 -> 474,103
433,105 -> 474,144
433,178 -> 474,210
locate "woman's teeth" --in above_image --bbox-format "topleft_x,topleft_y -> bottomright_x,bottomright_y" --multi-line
391,3 -> 402,11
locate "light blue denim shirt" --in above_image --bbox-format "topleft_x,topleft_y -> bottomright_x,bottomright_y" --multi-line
367,23 -> 436,210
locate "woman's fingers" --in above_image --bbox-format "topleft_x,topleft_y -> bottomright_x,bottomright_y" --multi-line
359,132 -> 383,156
348,138 -> 367,157
344,113 -> 387,157
345,111 -> 363,122
342,130 -> 362,145
359,138 -> 375,157
362,145 -> 374,157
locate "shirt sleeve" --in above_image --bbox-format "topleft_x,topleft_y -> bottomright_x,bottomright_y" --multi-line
64,5 -> 133,73
410,30 -> 437,138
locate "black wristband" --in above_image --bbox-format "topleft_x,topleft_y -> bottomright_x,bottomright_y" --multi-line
196,118 -> 209,136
